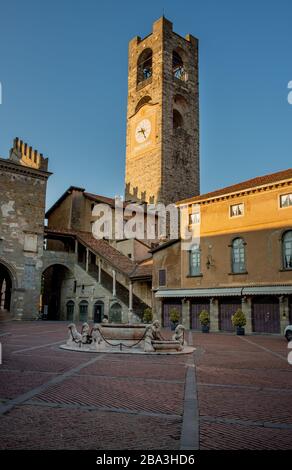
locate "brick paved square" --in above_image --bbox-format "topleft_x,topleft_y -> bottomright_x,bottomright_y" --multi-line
0,322 -> 291,450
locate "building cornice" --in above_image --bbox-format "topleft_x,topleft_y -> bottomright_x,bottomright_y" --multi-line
0,157 -> 52,180
178,179 -> 292,207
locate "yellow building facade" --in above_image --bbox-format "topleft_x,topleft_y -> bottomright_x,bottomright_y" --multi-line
153,169 -> 292,334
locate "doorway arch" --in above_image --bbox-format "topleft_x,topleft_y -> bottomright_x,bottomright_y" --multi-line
0,262 -> 13,313
42,264 -> 73,320
93,300 -> 104,323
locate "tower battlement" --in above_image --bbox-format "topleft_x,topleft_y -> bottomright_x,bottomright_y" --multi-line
9,137 -> 48,171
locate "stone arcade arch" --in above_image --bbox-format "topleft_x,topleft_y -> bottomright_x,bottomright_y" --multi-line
0,261 -> 13,315
42,264 -> 74,320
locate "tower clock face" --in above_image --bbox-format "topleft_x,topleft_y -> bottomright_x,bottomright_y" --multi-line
135,119 -> 151,143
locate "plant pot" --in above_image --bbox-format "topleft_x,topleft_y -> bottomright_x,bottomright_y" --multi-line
201,325 -> 209,333
170,321 -> 178,331
236,326 -> 245,336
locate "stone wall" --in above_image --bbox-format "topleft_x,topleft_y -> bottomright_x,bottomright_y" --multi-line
0,144 -> 50,319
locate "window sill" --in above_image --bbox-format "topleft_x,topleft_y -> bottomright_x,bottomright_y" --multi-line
136,77 -> 152,91
228,271 -> 248,276
279,268 -> 292,272
186,273 -> 203,278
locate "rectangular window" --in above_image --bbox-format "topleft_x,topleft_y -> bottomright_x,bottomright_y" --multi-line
189,212 -> 200,225
159,269 -> 166,287
230,203 -> 244,218
189,245 -> 201,276
280,193 -> 292,208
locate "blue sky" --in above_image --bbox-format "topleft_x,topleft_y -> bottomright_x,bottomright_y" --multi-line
0,0 -> 291,209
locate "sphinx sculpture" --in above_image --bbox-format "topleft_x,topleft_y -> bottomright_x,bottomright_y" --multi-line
81,322 -> 92,344
91,323 -> 104,346
144,320 -> 164,352
67,323 -> 82,347
172,324 -> 187,348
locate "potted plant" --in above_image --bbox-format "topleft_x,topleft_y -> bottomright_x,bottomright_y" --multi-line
143,307 -> 153,324
231,309 -> 246,335
199,310 -> 210,333
169,308 -> 180,330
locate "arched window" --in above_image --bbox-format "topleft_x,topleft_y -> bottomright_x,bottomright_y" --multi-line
135,95 -> 152,114
79,300 -> 88,322
137,49 -> 152,84
232,238 -> 246,273
173,109 -> 183,129
173,51 -> 186,81
66,301 -> 75,321
189,244 -> 201,276
283,231 -> 292,269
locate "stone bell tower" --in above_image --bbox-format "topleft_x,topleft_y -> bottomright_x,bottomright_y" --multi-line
124,17 -> 200,206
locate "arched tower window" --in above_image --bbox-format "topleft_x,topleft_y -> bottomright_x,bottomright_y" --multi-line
231,238 -> 246,273
173,50 -> 186,81
135,95 -> 152,114
173,109 -> 183,129
283,230 -> 292,270
137,49 -> 152,84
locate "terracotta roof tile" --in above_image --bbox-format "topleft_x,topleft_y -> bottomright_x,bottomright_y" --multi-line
45,227 -> 152,278
177,168 -> 292,205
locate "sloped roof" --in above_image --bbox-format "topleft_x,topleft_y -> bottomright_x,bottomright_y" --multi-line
177,168 -> 292,205
45,227 -> 152,279
130,259 -> 153,280
83,192 -> 118,207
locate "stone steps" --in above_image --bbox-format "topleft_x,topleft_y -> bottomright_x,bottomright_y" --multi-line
0,309 -> 11,321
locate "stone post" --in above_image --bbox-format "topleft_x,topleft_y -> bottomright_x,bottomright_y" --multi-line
181,299 -> 190,329
75,239 -> 78,260
98,258 -> 101,283
153,298 -> 162,325
280,296 -> 289,332
85,248 -> 89,272
112,269 -> 116,297
129,281 -> 133,313
210,298 -> 219,332
242,296 -> 252,334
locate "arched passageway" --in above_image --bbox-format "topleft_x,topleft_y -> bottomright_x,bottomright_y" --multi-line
42,264 -> 73,320
0,263 -> 12,313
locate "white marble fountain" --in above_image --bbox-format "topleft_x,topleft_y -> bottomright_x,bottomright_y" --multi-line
60,320 -> 195,355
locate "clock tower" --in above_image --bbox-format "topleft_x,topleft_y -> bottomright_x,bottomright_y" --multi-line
124,17 -> 200,205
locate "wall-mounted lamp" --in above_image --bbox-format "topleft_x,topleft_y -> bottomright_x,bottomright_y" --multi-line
206,255 -> 214,269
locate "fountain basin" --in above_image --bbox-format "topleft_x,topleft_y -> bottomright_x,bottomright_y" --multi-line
152,340 -> 182,352
99,323 -> 146,345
